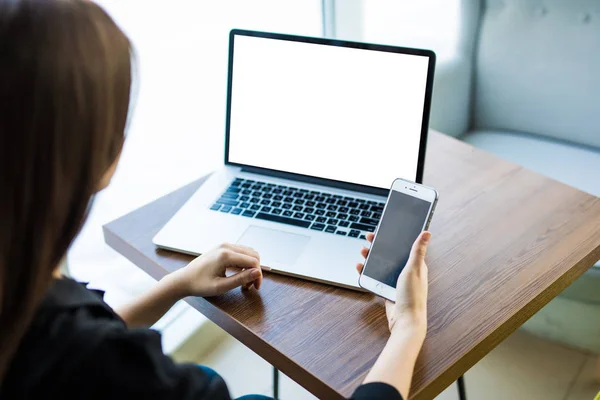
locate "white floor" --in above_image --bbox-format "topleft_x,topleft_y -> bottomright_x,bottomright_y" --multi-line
196,325 -> 599,400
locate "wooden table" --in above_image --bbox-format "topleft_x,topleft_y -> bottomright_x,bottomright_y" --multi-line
104,131 -> 600,399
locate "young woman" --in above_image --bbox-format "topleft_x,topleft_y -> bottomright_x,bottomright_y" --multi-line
0,1 -> 430,399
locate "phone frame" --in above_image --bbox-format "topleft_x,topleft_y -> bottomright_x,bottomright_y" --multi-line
358,178 -> 438,301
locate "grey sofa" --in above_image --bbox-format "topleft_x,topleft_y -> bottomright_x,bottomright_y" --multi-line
429,0 -> 600,353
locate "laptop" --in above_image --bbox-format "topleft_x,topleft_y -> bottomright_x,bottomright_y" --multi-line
153,29 -> 435,290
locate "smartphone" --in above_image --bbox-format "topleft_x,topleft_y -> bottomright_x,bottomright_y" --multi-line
359,178 -> 438,301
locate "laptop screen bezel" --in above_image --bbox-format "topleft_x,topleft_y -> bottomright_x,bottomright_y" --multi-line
224,29 -> 436,197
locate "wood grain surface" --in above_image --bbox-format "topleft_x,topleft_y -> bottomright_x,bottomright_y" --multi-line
103,131 -> 600,399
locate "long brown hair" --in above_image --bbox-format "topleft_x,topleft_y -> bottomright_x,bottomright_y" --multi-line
0,0 -> 132,380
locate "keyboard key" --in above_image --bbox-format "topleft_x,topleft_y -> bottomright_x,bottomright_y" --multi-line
360,234 -> 367,240
356,199 -> 366,203
249,198 -> 260,204
250,204 -> 261,211
316,203 -> 327,209
326,198 -> 337,204
244,180 -> 255,184
282,204 -> 292,210
327,204 -> 338,211
337,213 -> 347,220
361,211 -> 372,218
299,188 -> 308,192
284,196 -> 294,202
348,202 -> 358,208
242,210 -> 256,217
322,192 -> 331,197
310,223 -> 325,231
251,185 -> 263,191
293,192 -> 304,198
210,204 -> 221,211
294,199 -> 305,205
306,201 -> 316,207
326,211 -> 337,218
294,212 -> 305,219
261,199 -> 271,205
216,199 -> 238,207
255,212 -> 311,228
305,195 -> 315,200
348,230 -> 360,238
273,195 -> 283,201
220,205 -> 232,212
239,195 -> 249,202
359,204 -> 370,210
315,196 -> 326,202
336,231 -> 347,236
261,206 -> 272,213
242,189 -> 252,195
349,215 -> 360,222
240,202 -> 250,209
272,208 -> 282,215
242,183 -> 252,189
371,205 -> 384,213
372,212 -> 382,219
304,214 -> 315,221
343,196 -> 353,201
283,210 -> 293,217
339,207 -> 349,213
315,209 -> 325,216
337,200 -> 347,206
350,209 -> 360,215
231,208 -> 243,215
304,207 -> 315,214
339,220 -> 350,227
226,187 -> 241,193
325,225 -> 337,233
327,218 -> 338,225
350,222 -> 376,232
332,194 -> 342,198
367,200 -> 378,205
293,205 -> 303,211
309,190 -> 320,195
263,193 -> 273,199
316,216 -> 327,223
220,193 -> 238,200
283,190 -> 294,196
231,179 -> 243,186
360,217 -> 379,226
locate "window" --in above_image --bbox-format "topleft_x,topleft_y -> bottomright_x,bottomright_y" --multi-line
334,0 -> 461,61
70,1 -> 322,304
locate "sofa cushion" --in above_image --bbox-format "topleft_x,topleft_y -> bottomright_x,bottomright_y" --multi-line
473,0 -> 600,148
462,129 -> 600,304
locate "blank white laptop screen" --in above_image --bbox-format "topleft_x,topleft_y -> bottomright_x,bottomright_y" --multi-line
227,34 -> 430,190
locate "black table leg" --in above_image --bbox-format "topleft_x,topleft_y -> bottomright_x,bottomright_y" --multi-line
273,366 -> 279,400
457,375 -> 467,400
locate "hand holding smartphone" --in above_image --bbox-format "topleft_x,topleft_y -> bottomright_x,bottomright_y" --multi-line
359,179 -> 437,301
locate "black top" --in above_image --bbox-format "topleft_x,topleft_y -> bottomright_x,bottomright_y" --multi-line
1,279 -> 403,400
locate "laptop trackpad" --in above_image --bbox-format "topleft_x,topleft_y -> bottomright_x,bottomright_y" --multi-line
236,226 -> 310,266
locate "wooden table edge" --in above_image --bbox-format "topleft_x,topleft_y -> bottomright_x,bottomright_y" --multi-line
414,242 -> 600,400
103,223 -> 345,400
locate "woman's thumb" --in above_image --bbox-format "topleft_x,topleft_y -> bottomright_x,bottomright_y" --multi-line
410,231 -> 431,262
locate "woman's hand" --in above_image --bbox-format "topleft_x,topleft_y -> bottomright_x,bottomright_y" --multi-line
356,231 -> 430,334
170,243 -> 263,298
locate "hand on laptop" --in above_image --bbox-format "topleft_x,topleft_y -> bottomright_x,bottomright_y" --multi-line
356,231 -> 430,334
170,243 -> 263,297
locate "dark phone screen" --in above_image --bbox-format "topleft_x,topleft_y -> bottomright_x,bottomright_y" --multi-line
363,190 -> 432,288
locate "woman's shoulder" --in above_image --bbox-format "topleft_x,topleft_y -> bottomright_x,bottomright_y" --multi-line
1,278 -> 161,398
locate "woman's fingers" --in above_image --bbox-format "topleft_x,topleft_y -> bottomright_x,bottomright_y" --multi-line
360,246 -> 369,259
356,263 -> 364,274
366,232 -> 375,243
220,242 -> 260,262
218,244 -> 262,290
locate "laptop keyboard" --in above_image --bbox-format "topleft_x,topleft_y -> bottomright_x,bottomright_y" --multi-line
209,178 -> 384,239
